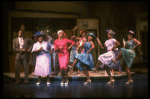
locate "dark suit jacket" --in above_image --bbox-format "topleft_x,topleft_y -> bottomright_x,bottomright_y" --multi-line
13,37 -> 33,60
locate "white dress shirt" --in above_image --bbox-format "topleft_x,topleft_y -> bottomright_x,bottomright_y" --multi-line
18,37 -> 24,49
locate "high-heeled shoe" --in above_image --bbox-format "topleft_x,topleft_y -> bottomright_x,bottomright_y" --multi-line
84,80 -> 91,84
125,80 -> 133,84
47,81 -> 50,85
36,81 -> 41,85
61,81 -> 64,85
65,80 -> 69,85
107,79 -> 115,84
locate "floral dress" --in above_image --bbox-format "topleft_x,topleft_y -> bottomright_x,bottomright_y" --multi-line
70,42 -> 78,63
75,42 -> 94,71
120,39 -> 136,68
98,38 -> 116,68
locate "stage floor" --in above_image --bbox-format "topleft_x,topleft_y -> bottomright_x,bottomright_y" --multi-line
3,70 -> 135,80
3,73 -> 148,98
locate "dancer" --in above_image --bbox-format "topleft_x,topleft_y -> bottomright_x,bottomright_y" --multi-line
13,30 -> 33,85
112,30 -> 141,84
54,30 -> 75,85
31,31 -> 53,85
71,33 -> 95,84
75,29 -> 88,74
95,29 -> 120,84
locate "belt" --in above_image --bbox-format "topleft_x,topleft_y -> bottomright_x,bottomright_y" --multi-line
108,50 -> 112,51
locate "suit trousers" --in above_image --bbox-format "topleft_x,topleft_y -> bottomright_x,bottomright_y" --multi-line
15,53 -> 29,82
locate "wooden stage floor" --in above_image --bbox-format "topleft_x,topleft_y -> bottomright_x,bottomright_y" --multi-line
3,70 -> 135,81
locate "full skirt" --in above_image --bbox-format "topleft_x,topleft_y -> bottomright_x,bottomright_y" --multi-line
34,53 -> 52,76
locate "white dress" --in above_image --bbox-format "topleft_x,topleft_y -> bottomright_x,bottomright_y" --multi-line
98,38 -> 116,68
31,41 -> 54,76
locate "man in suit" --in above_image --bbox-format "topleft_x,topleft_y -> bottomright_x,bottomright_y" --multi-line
13,30 -> 33,85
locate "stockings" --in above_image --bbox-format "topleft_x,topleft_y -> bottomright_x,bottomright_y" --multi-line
60,69 -> 68,82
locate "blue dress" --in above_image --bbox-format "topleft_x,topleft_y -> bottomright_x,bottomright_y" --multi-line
70,43 -> 78,63
75,42 -> 94,71
120,39 -> 136,68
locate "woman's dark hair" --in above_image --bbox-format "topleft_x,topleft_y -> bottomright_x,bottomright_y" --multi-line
88,35 -> 96,42
37,35 -> 45,40
125,32 -> 134,40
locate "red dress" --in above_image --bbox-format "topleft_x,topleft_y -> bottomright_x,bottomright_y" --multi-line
54,38 -> 75,70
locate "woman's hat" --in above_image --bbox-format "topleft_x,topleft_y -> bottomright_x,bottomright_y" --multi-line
33,31 -> 46,36
33,31 -> 47,41
87,33 -> 96,38
71,36 -> 76,39
106,29 -> 115,35
57,30 -> 65,36
79,29 -> 89,35
128,30 -> 134,34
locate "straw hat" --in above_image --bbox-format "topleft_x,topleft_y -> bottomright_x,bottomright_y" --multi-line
79,29 -> 89,35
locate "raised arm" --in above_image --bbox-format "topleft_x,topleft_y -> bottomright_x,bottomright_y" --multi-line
96,37 -> 105,49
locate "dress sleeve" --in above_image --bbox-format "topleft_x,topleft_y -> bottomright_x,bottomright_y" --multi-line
66,38 -> 75,45
113,38 -> 116,42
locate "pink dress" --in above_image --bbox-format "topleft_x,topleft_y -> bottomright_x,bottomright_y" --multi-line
54,38 -> 75,70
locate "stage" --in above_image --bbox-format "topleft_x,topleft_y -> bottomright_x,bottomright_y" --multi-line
3,70 -> 136,81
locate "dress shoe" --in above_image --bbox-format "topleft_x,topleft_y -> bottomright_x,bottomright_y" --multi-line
107,79 -> 115,84
36,81 -> 41,85
125,80 -> 133,84
84,80 -> 91,84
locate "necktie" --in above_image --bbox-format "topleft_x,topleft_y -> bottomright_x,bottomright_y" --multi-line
20,38 -> 24,49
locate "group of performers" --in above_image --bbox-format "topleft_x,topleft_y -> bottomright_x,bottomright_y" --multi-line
12,28 -> 141,86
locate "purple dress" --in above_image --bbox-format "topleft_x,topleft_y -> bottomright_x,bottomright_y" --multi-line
31,41 -> 54,76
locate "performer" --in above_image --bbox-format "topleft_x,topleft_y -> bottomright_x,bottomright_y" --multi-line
54,30 -> 75,85
112,30 -> 141,84
69,36 -> 79,74
75,29 -> 88,74
31,31 -> 53,85
95,29 -> 120,84
70,33 -> 95,84
13,30 -> 33,85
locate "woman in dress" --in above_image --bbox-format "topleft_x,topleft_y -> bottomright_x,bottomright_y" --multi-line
70,33 -> 95,84
95,29 -> 120,84
112,30 -> 141,84
31,32 -> 53,85
75,29 -> 88,74
54,30 -> 75,85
